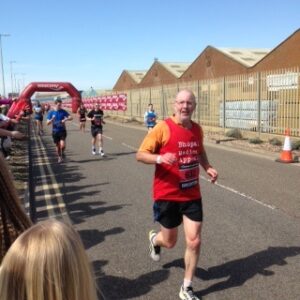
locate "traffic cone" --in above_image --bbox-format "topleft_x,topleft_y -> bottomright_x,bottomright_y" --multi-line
276,129 -> 294,163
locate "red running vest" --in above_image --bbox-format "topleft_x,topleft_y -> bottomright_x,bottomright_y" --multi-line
153,118 -> 203,202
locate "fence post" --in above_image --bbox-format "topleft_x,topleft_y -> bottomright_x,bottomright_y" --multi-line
257,72 -> 261,135
197,80 -> 200,124
139,89 -> 142,119
161,85 -> 165,119
223,77 -> 226,132
130,90 -> 133,119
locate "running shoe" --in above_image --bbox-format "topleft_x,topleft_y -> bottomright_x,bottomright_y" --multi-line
92,149 -> 96,155
149,230 -> 161,262
100,150 -> 105,157
58,156 -> 63,163
179,285 -> 201,300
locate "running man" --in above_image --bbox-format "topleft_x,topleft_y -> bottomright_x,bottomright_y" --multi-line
77,103 -> 87,132
136,89 -> 218,300
47,97 -> 73,163
144,103 -> 157,132
87,103 -> 105,156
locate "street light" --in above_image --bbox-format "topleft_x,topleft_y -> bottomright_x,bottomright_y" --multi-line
10,60 -> 16,96
13,73 -> 20,94
20,73 -> 26,91
0,33 -> 10,97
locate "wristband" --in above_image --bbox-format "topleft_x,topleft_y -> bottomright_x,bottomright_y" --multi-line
156,155 -> 162,164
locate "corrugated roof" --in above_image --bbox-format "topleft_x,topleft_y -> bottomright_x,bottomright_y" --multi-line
126,70 -> 147,83
216,48 -> 271,67
160,62 -> 191,78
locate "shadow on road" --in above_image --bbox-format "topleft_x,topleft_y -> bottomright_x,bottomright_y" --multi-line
163,246 -> 300,297
79,227 -> 125,249
93,259 -> 170,299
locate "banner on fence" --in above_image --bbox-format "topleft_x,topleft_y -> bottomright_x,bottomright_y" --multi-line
82,93 -> 127,111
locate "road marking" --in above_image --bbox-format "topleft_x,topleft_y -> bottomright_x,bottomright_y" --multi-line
103,134 -> 113,140
200,175 -> 276,210
121,142 -> 138,151
31,126 -> 71,223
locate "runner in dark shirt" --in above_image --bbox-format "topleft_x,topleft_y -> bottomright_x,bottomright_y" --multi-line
87,103 -> 105,156
77,103 -> 87,132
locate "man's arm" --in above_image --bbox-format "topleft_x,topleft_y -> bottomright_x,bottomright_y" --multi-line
136,122 -> 176,165
0,128 -> 25,139
87,111 -> 93,121
46,112 -> 54,125
63,113 -> 73,122
136,151 -> 177,165
199,149 -> 218,183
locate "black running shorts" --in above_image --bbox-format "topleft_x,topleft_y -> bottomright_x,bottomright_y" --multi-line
52,131 -> 67,144
153,199 -> 203,229
91,126 -> 103,137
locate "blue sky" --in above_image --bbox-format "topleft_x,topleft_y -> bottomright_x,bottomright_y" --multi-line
0,0 -> 299,94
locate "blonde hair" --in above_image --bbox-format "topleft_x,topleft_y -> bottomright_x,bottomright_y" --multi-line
0,154 -> 32,262
0,219 -> 98,300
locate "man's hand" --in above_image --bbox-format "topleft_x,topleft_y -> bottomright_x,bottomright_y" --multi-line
206,167 -> 218,183
160,152 -> 177,165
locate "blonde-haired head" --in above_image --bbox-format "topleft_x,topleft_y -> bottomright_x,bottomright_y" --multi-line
0,219 -> 98,300
0,154 -> 32,262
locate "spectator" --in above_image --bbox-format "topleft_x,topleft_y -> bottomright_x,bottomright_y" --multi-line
0,154 -> 32,263
0,104 -> 8,115
0,219 -> 98,300
0,128 -> 25,139
0,113 -> 24,160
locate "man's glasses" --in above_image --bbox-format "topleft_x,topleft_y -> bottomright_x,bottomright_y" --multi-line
175,101 -> 194,106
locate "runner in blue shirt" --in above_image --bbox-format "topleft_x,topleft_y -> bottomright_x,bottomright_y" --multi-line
47,97 -> 73,163
144,103 -> 157,132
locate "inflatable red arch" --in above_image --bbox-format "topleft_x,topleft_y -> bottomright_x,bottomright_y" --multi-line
7,82 -> 81,119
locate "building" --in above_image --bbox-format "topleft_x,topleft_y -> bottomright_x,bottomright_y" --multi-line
180,46 -> 270,82
113,70 -> 147,91
251,28 -> 300,71
137,60 -> 190,88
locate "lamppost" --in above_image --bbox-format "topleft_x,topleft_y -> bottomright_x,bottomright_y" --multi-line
20,73 -> 26,91
13,73 -> 20,94
10,60 -> 16,96
0,33 -> 10,97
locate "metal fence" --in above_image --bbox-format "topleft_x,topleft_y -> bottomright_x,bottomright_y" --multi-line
108,66 -> 300,138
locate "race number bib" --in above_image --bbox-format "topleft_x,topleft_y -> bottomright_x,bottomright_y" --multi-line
179,162 -> 199,189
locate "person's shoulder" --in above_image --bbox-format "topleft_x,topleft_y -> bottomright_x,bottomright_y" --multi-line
60,109 -> 68,114
192,120 -> 201,129
151,119 -> 169,136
